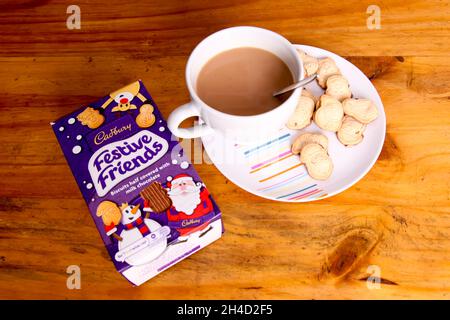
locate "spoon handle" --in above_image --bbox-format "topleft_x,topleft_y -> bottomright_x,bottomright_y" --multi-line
273,74 -> 317,97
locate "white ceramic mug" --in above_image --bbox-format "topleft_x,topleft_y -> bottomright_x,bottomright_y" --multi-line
167,26 -> 303,143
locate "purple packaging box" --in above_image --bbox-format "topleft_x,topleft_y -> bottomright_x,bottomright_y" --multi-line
52,80 -> 223,286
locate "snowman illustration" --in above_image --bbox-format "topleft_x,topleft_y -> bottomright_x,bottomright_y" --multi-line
115,202 -> 170,266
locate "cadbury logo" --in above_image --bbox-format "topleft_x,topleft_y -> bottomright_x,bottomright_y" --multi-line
94,124 -> 132,145
181,219 -> 201,227
88,130 -> 169,196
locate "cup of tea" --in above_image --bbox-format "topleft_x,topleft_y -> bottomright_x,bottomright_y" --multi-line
167,26 -> 303,143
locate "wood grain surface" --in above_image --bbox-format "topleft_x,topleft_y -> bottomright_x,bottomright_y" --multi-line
1,0 -> 449,299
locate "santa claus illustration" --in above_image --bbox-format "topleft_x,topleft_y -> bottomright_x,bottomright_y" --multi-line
145,174 -> 215,242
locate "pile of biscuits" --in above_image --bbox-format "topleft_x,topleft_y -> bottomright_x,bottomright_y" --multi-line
287,50 -> 379,180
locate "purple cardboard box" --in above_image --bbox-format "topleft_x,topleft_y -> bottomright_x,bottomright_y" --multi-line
52,80 -> 223,285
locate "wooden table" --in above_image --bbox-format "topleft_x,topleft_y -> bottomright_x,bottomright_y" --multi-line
1,0 -> 449,300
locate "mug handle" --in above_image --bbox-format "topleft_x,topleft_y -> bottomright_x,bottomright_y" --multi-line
167,102 -> 214,139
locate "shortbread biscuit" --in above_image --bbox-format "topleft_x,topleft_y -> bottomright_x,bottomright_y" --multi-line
292,133 -> 328,154
337,116 -> 366,146
286,96 -> 315,130
326,75 -> 351,101
297,49 -> 319,77
300,143 -> 333,180
77,107 -> 104,129
342,98 -> 378,124
136,104 -> 156,128
317,58 -> 341,88
314,95 -> 344,132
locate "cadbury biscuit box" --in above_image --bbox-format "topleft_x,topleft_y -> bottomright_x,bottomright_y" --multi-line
52,80 -> 223,285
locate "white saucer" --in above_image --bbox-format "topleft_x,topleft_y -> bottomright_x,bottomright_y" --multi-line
201,44 -> 386,202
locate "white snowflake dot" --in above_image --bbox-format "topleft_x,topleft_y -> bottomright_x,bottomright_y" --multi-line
59,126 -> 64,132
86,183 -> 93,190
167,176 -> 173,182
66,136 -> 70,139
180,161 -> 189,169
68,118 -> 76,125
72,145 -> 82,154
172,159 -> 178,164
76,135 -> 82,141
159,127 -> 165,132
